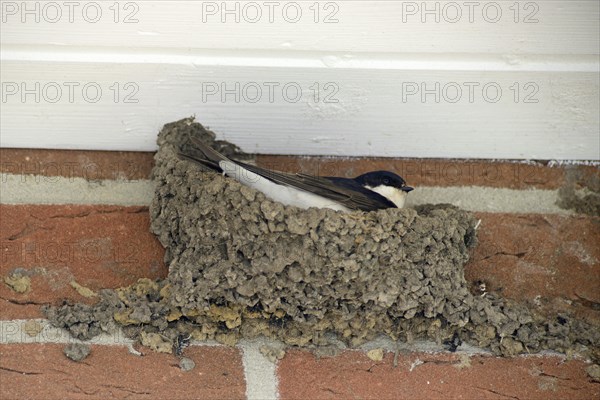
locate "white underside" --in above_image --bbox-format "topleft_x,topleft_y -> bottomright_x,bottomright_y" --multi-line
364,185 -> 408,208
220,160 -> 351,212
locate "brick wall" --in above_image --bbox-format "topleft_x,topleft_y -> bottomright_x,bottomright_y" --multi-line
1,148 -> 599,399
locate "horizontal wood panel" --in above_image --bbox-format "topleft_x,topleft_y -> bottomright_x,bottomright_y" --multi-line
1,59 -> 598,159
1,1 -> 598,55
1,1 -> 598,159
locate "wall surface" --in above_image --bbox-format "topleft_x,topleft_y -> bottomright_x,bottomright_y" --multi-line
1,147 -> 599,399
1,0 -> 599,159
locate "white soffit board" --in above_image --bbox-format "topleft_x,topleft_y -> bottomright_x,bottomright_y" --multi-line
1,1 -> 599,160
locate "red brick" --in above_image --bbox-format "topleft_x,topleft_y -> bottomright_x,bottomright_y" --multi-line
278,350 -> 598,400
0,299 -> 41,320
0,344 -> 245,400
0,148 -> 154,180
3,148 -> 597,190
466,213 -> 600,322
0,205 -> 166,319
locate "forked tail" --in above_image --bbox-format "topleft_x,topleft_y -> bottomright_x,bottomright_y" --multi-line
177,135 -> 231,172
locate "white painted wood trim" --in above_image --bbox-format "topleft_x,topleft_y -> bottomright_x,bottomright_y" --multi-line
1,1 -> 599,159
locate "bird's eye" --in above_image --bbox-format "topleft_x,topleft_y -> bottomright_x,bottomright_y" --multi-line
383,178 -> 390,185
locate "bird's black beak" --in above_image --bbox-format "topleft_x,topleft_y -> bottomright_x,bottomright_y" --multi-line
401,186 -> 414,193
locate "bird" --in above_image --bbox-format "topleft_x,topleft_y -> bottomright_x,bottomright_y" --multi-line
178,136 -> 414,212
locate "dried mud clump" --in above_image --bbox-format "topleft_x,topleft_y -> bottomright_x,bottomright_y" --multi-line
557,166 -> 600,216
44,118 -> 600,360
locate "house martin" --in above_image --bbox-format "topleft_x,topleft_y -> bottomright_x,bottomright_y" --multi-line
179,136 -> 413,212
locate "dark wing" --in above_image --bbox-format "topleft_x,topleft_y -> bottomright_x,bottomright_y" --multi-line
231,164 -> 396,212
178,135 -> 230,170
180,136 -> 396,211
177,151 -> 221,171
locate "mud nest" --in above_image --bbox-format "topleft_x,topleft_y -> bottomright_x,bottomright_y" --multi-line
44,118 -> 599,360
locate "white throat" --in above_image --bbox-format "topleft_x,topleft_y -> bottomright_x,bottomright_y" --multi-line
364,185 -> 408,208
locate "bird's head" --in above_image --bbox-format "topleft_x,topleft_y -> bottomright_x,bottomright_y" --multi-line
354,171 -> 413,208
